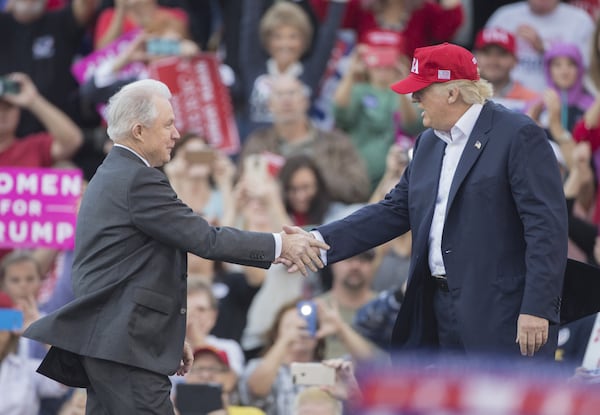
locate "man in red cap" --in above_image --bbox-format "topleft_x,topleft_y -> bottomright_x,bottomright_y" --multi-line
473,27 -> 541,113
283,42 -> 568,360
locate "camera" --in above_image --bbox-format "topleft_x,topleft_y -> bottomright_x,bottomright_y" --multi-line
0,77 -> 20,96
297,300 -> 318,337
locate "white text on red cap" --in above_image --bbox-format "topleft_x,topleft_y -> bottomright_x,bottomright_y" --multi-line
411,58 -> 419,74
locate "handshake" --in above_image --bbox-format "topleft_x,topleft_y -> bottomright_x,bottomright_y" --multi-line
275,225 -> 330,276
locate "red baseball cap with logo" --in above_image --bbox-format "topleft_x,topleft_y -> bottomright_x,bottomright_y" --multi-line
362,30 -> 404,68
474,27 -> 516,56
390,42 -> 479,94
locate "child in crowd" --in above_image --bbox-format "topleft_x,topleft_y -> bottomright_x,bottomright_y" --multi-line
0,290 -> 68,415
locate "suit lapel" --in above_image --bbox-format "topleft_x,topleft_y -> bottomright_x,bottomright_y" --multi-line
446,102 -> 494,214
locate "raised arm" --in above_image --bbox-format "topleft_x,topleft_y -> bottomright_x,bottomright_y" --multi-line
3,73 -> 83,162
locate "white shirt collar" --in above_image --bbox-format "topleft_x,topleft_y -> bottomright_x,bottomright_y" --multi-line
113,143 -> 151,167
434,103 -> 483,145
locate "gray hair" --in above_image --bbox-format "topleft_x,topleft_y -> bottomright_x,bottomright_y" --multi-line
105,79 -> 172,142
440,79 -> 494,105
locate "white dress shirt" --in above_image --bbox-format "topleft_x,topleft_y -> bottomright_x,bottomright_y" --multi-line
428,104 -> 483,276
313,104 -> 483,269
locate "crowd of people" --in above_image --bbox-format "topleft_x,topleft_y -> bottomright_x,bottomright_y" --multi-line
2,0 -> 600,414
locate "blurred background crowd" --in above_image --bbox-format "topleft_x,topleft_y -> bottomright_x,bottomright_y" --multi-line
2,0 -> 600,414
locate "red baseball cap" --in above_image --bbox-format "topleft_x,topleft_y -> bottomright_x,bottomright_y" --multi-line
474,27 -> 516,56
390,43 -> 479,94
193,346 -> 230,368
362,30 -> 403,68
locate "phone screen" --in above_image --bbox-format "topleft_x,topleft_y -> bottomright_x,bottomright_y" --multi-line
297,300 -> 317,337
175,383 -> 223,414
185,149 -> 216,165
0,309 -> 23,331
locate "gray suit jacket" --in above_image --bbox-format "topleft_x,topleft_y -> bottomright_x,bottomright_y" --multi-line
25,147 -> 275,383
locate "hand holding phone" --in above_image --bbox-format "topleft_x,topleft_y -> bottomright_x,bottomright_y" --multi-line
0,77 -> 21,96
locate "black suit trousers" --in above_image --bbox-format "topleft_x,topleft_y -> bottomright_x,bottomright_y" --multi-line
82,356 -> 174,415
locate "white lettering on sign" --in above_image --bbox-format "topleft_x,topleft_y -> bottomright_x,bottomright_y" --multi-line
0,172 -> 81,197
0,221 -> 75,245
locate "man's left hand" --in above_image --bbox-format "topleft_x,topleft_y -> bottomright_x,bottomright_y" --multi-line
516,314 -> 549,357
176,341 -> 194,376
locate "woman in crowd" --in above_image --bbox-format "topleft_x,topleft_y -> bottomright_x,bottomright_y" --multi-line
239,300 -> 325,415
237,0 -> 349,136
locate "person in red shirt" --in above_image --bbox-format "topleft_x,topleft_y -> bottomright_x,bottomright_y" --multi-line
310,0 -> 464,58
0,72 -> 83,167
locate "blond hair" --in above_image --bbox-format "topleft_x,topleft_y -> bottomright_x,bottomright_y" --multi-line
293,387 -> 342,415
440,79 -> 494,105
259,2 -> 313,54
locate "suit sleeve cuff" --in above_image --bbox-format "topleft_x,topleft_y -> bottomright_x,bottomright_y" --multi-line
311,230 -> 328,266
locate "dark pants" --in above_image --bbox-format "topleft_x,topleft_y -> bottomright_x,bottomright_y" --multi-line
81,356 -> 174,415
432,281 -> 465,352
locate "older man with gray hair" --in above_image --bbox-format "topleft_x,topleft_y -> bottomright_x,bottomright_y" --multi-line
24,79 -> 328,414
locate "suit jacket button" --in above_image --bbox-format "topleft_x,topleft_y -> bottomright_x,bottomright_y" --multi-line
180,308 -> 186,315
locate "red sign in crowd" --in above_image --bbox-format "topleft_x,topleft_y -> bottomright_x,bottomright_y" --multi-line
353,365 -> 600,415
148,54 -> 240,155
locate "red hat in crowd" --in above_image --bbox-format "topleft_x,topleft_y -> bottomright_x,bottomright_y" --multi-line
193,346 -> 230,368
362,30 -> 403,68
0,290 -> 15,308
391,42 -> 479,94
474,27 -> 516,56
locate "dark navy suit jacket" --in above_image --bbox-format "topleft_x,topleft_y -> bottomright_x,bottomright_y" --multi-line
317,101 -> 568,357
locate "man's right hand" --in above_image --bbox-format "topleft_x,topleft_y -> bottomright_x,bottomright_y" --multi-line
275,225 -> 329,276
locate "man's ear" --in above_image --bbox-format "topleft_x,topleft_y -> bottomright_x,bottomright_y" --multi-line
132,123 -> 144,141
447,86 -> 460,104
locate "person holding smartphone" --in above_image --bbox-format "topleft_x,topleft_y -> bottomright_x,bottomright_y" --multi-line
240,300 -> 326,415
0,290 -> 68,415
179,346 -> 265,415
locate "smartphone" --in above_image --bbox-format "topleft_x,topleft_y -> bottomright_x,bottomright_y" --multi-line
297,300 -> 317,337
261,151 -> 286,177
146,38 -> 181,56
0,77 -> 20,96
175,383 -> 223,415
185,148 -> 216,166
291,362 -> 336,386
243,154 -> 269,181
0,309 -> 23,331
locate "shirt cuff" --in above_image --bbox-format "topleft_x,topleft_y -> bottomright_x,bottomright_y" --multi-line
311,230 -> 328,266
272,233 -> 282,259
